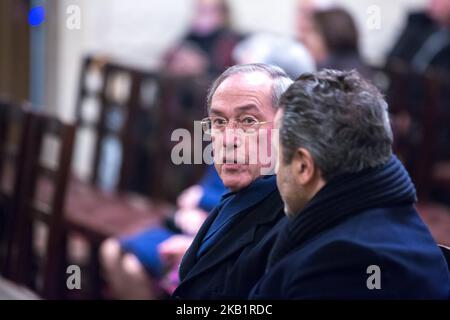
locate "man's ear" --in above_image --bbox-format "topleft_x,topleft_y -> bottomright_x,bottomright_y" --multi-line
290,148 -> 316,186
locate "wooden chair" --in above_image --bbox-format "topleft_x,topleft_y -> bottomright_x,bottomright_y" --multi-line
62,58 -> 173,299
0,101 -> 31,276
155,74 -> 210,201
63,57 -> 215,299
74,56 -> 208,199
383,63 -> 450,199
6,111 -> 76,299
383,64 -> 422,187
424,74 -> 450,199
382,64 -> 450,249
104,67 -> 161,195
74,57 -> 162,194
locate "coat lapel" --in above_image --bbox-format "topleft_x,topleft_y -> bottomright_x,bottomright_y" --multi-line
178,190 -> 283,285
179,207 -> 220,279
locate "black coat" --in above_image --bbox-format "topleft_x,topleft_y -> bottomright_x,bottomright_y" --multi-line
387,12 -> 450,73
172,190 -> 285,299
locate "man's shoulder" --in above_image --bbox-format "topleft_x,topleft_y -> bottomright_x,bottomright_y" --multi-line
299,205 -> 430,253
262,239 -> 449,299
274,205 -> 447,286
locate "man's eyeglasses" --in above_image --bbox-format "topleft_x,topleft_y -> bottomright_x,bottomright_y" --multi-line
200,116 -> 272,135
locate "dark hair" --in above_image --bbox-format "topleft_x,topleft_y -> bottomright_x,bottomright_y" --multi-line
280,69 -> 393,181
313,8 -> 359,54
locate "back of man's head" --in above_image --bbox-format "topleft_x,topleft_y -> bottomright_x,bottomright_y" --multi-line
280,69 -> 393,181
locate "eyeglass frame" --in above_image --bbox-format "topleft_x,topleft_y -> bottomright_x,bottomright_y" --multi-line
200,115 -> 273,135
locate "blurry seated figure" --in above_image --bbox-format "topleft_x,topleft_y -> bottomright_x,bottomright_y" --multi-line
387,0 -> 450,74
297,4 -> 371,78
163,0 -> 240,77
232,33 -> 316,79
100,165 -> 226,299
386,0 -> 450,185
164,43 -> 210,77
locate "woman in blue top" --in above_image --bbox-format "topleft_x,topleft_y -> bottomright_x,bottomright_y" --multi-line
99,165 -> 226,299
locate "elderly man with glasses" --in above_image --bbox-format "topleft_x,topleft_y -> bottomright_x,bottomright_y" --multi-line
172,63 -> 292,299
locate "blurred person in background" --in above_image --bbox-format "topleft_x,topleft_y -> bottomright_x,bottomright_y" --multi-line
387,0 -> 450,74
97,0 -> 240,196
98,0 -> 239,299
100,165 -> 226,299
297,2 -> 371,78
163,0 -> 241,77
385,0 -> 450,204
232,32 -> 316,79
100,0 -> 241,300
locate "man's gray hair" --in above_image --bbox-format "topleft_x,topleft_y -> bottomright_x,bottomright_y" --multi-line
206,63 -> 293,111
280,69 -> 393,181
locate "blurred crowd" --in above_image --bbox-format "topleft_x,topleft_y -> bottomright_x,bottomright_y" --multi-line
95,0 -> 450,299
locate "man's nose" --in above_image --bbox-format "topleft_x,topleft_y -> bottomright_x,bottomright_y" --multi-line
223,128 -> 242,148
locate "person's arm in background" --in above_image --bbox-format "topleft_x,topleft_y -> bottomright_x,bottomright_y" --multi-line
175,165 -> 226,235
160,166 -> 226,263
197,165 -> 227,212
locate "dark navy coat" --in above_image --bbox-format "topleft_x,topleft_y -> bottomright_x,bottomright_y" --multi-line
251,205 -> 450,299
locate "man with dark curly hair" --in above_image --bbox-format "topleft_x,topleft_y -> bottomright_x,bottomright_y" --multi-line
250,69 -> 450,299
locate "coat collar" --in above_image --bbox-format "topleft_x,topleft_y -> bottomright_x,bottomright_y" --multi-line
267,155 -> 417,268
196,175 -> 278,257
